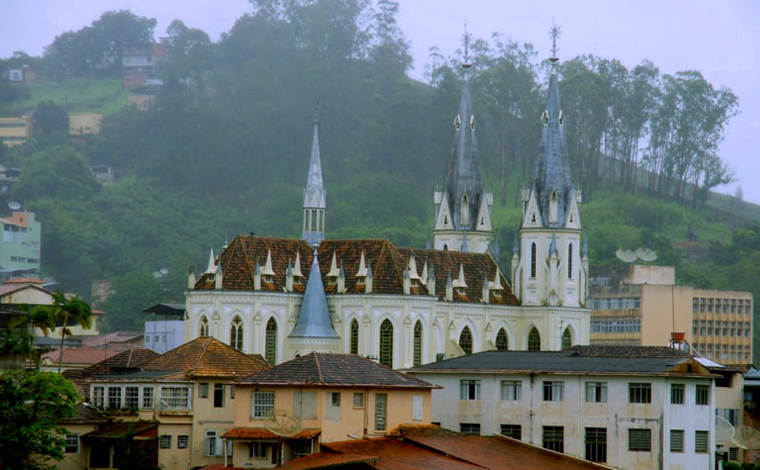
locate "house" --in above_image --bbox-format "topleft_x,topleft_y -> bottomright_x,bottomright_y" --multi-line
0,116 -> 31,147
63,347 -> 159,399
122,43 -> 168,88
0,211 -> 41,277
78,337 -> 269,470
55,404 -> 110,470
68,112 -> 103,136
143,303 -> 186,354
406,346 -> 717,470
224,352 -> 438,468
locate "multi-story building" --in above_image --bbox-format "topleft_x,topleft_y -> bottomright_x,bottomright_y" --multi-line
589,264 -> 753,365
0,211 -> 41,277
407,346 -> 717,470
0,116 -> 31,147
68,112 -> 103,136
122,43 -> 168,88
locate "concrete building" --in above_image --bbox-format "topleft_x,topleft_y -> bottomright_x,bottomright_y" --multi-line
122,43 -> 168,88
407,346 -> 717,470
68,112 -> 103,136
0,211 -> 41,277
0,116 -> 31,147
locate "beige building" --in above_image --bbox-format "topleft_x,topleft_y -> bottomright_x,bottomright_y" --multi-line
0,116 -> 31,146
68,112 -> 103,136
589,265 -> 752,365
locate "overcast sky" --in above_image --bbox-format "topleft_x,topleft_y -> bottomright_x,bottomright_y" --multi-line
2,0 -> 759,203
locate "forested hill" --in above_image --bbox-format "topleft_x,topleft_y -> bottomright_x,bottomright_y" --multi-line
0,3 -> 757,356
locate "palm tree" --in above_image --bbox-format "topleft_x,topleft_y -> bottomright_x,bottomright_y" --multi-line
41,293 -> 92,373
4,303 -> 57,369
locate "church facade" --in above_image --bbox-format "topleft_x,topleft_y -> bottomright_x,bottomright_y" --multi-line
184,56 -> 590,367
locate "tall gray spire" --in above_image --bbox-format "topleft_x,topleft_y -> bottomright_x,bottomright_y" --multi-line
290,252 -> 338,338
302,110 -> 326,246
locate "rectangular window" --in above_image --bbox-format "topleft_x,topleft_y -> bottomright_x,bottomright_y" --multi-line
93,386 -> 105,408
670,429 -> 684,452
696,385 -> 709,405
500,424 -> 521,440
413,395 -> 423,421
629,383 -> 651,404
205,430 -> 219,457
142,387 -> 154,409
501,380 -> 521,401
160,435 -> 171,449
108,386 -> 122,409
375,393 -> 387,431
671,384 -> 684,404
542,426 -> 564,453
729,447 -> 739,460
252,391 -> 275,418
160,386 -> 191,410
177,435 -> 189,449
353,392 -> 364,408
125,386 -> 139,409
543,381 -> 564,402
585,427 -> 607,463
250,442 -> 267,459
230,385 -> 235,399
214,383 -> 224,408
292,440 -> 312,458
199,383 -> 209,398
585,382 -> 607,403
460,380 -> 481,400
331,392 -> 341,407
65,434 -> 79,453
695,430 -> 709,453
629,428 -> 651,452
460,423 -> 481,435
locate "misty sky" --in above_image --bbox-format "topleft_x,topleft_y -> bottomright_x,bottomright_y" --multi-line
2,0 -> 759,203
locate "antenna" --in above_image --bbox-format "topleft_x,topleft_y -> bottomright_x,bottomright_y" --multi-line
8,201 -> 20,211
549,18 -> 561,63
715,415 -> 735,443
266,409 -> 303,437
461,20 -> 472,70
732,425 -> 760,450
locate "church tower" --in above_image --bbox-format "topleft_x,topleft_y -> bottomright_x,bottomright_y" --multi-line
432,48 -> 493,253
512,27 -> 587,309
302,113 -> 326,246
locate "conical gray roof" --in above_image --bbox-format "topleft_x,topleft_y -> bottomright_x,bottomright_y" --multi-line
303,119 -> 326,246
290,252 -> 338,338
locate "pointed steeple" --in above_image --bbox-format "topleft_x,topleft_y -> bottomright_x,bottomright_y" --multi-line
290,252 -> 338,338
302,107 -> 327,246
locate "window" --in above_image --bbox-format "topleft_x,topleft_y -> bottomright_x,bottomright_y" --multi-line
543,381 -> 564,402
205,430 -> 220,457
695,430 -> 709,453
160,435 -> 171,449
230,385 -> 236,400
250,442 -> 267,459
530,243 -> 537,278
375,393 -> 387,431
265,318 -> 277,365
561,328 -> 572,349
252,391 -> 275,418
629,428 -> 651,452
379,320 -> 393,368
460,423 -> 481,435
671,384 -> 684,404
160,386 -> 191,410
331,392 -> 341,407
501,424 -> 521,440
292,440 -> 312,458
177,435 -> 189,449
495,328 -> 508,350
199,315 -> 209,337
413,321 -> 422,366
670,429 -> 684,452
65,434 -> 79,453
413,395 -> 423,421
350,319 -> 359,355
528,328 -> 541,351
92,386 -> 105,408
108,386 -> 122,409
125,386 -> 140,409
501,380 -> 521,401
729,447 -> 739,460
214,383 -> 224,408
543,426 -> 564,453
568,243 -> 573,279
585,382 -> 607,403
199,383 -> 209,398
353,392 -> 364,408
629,383 -> 651,404
461,380 -> 481,400
143,387 -> 154,409
696,385 -> 709,405
717,408 -> 740,426
459,327 -> 473,354
230,316 -> 243,351
585,427 -> 607,463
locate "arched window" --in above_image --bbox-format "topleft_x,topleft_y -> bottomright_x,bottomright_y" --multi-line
265,318 -> 277,365
350,319 -> 359,355
230,316 -> 243,351
199,316 -> 209,338
495,328 -> 509,351
530,243 -> 537,278
568,243 -> 573,279
379,320 -> 393,368
459,326 -> 473,355
562,327 -> 573,350
413,321 -> 423,367
528,327 -> 541,351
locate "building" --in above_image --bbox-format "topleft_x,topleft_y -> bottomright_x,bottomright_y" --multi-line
143,303 -> 186,354
224,352 -> 438,468
68,112 -> 103,136
0,211 -> 41,277
183,49 -> 589,367
406,346 -> 717,470
122,43 -> 168,88
0,116 -> 31,147
589,264 -> 753,365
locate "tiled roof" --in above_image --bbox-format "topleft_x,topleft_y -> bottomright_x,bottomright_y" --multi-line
59,403 -> 109,424
41,347 -> 121,365
194,236 -> 518,305
279,452 -> 378,469
223,428 -> 321,440
568,345 -> 690,358
323,438 -> 483,469
63,348 -> 158,397
236,352 -> 437,389
140,337 -> 269,378
0,283 -> 50,297
73,330 -> 144,347
80,421 -> 157,440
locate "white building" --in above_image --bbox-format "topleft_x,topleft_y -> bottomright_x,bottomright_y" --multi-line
406,346 -> 716,470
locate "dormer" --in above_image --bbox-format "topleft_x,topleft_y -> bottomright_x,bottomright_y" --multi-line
408,254 -> 422,287
355,251 -> 368,285
326,252 -> 339,286
452,263 -> 468,296
445,275 -> 453,302
489,268 -> 504,298
261,249 -> 276,284
187,269 -> 196,290
253,260 -> 261,290
337,262 -> 346,293
365,264 -> 373,293
425,263 -> 436,296
292,251 -> 304,285
214,264 -> 223,290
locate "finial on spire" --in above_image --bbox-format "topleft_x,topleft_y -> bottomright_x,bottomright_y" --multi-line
313,103 -> 320,124
549,18 -> 561,64
461,20 -> 472,70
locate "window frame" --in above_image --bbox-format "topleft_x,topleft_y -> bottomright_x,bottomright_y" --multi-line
629,383 -> 652,404
695,430 -> 709,453
252,391 -> 275,419
585,382 -> 607,403
460,379 -> 481,400
65,434 -> 80,453
542,426 -> 564,453
543,381 -> 564,402
670,429 -> 684,453
629,428 -> 651,452
671,384 -> 684,405
584,427 -> 607,463
696,384 -> 709,405
501,380 -> 521,401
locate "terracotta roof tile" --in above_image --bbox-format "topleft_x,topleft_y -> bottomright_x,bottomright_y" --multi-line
41,347 -> 121,365
279,452 -> 378,469
223,428 -> 321,440
80,421 -> 157,440
323,438 -> 483,469
140,337 -> 269,378
63,348 -> 158,398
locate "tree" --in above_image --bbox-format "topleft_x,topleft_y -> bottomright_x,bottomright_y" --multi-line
34,292 -> 93,373
0,370 -> 80,470
12,144 -> 99,203
33,100 -> 68,135
101,271 -> 165,331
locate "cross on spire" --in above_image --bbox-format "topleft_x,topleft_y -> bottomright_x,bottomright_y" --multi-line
549,18 -> 561,64
461,20 -> 472,70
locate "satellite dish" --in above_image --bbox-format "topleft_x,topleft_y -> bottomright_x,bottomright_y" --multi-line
732,426 -> 760,450
636,247 -> 657,262
615,249 -> 637,263
266,409 -> 302,437
715,415 -> 735,443
159,268 -> 169,276
8,201 -> 20,210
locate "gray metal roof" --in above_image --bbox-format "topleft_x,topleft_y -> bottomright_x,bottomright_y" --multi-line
289,252 -> 338,338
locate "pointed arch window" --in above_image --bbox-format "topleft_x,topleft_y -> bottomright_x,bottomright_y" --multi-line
230,316 -> 243,351
530,243 -> 537,278
199,316 -> 209,338
413,321 -> 423,367
265,318 -> 277,365
568,244 -> 573,279
350,319 -> 359,355
528,328 -> 541,351
379,320 -> 393,368
495,328 -> 509,351
562,327 -> 573,350
459,327 -> 473,355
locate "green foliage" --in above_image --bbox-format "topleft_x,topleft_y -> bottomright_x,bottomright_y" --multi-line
101,271 -> 165,331
0,370 -> 80,470
12,144 -> 98,202
33,100 -> 68,135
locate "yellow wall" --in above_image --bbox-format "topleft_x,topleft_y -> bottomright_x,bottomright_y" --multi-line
0,116 -> 30,146
68,113 -> 103,135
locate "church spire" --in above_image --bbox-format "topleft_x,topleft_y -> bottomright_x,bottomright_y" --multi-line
302,106 -> 327,246
290,252 -> 338,338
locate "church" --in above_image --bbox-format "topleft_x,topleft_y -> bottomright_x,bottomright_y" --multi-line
183,50 -> 590,368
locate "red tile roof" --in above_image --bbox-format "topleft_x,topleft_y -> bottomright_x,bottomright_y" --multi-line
224,428 -> 321,440
140,337 -> 269,378
235,352 -> 437,389
41,347 -> 121,366
80,421 -> 157,440
63,348 -> 158,397
323,438 -> 483,469
279,452 -> 378,469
